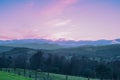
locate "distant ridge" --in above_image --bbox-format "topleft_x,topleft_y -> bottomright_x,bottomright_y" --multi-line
0,38 -> 120,49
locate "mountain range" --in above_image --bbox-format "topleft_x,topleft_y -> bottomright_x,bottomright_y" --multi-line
0,38 -> 120,50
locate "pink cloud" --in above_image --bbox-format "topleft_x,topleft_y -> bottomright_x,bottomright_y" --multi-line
61,0 -> 78,4
26,2 -> 35,7
0,35 -> 13,40
1,0 -> 119,40
40,0 -> 78,18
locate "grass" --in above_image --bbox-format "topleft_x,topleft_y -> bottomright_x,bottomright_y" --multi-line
42,73 -> 99,80
1,68 -> 99,80
0,71 -> 32,80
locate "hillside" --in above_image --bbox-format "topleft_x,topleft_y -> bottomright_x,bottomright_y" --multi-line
1,44 -> 120,60
0,43 -> 65,50
0,47 -> 37,59
44,44 -> 120,59
0,46 -> 14,53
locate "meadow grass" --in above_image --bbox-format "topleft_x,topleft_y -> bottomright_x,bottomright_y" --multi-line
1,68 -> 99,80
0,71 -> 32,80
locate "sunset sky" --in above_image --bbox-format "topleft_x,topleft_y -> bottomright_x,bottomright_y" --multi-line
0,0 -> 120,40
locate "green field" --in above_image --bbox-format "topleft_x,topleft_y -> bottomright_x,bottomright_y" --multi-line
0,71 -> 32,80
43,73 -> 99,80
1,69 -> 99,80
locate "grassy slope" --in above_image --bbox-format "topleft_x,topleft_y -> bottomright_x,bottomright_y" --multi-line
1,68 -> 99,80
0,71 -> 32,80
25,69 -> 98,80
43,73 -> 99,80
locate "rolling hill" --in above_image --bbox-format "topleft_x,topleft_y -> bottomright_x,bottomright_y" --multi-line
0,43 -> 64,50
0,46 -> 14,53
1,44 -> 120,60
45,44 -> 120,59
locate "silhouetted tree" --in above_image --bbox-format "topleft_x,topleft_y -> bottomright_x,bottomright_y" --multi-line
30,51 -> 44,80
95,64 -> 111,80
30,51 -> 43,70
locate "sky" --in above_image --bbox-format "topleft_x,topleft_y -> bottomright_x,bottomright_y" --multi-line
0,0 -> 120,41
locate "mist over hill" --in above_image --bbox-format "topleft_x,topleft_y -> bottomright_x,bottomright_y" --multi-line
0,38 -> 120,50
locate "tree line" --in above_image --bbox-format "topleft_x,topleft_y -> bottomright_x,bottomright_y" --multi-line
0,51 -> 120,80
